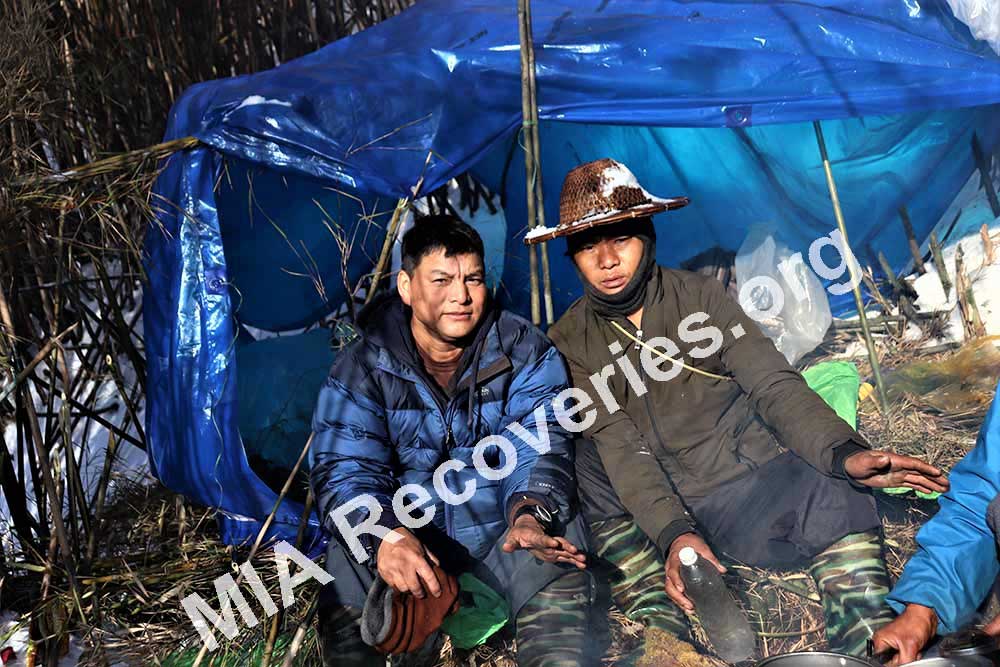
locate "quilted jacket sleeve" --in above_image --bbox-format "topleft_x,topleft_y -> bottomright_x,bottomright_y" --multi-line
309,345 -> 401,562
497,329 -> 577,528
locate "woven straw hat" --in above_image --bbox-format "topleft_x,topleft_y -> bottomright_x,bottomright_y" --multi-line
523,158 -> 689,245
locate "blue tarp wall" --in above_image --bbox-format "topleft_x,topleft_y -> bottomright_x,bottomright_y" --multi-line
144,0 -> 1000,549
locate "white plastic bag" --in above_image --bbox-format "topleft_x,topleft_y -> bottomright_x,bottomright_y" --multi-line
735,225 -> 832,365
946,0 -> 1000,55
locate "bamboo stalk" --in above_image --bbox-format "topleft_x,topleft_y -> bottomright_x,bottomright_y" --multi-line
364,197 -> 408,306
86,432 -> 119,563
0,323 -> 78,406
929,231 -> 952,297
813,121 -> 888,411
278,593 -> 319,667
261,489 -> 314,667
518,0 -> 542,325
982,223 -> 996,266
15,136 -> 199,188
898,206 -> 925,274
0,286 -> 87,634
522,0 -> 554,325
955,244 -> 986,339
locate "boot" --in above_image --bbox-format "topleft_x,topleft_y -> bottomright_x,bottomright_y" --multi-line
808,531 -> 895,656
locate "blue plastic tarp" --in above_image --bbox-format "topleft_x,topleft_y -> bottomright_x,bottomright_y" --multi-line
144,0 -> 1000,549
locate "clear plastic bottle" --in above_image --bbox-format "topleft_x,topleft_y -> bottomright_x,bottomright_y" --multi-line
678,546 -> 757,662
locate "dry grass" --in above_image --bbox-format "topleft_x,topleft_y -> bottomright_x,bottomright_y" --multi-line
1,1 -> 994,665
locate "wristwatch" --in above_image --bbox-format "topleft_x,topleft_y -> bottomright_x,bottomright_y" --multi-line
513,502 -> 555,534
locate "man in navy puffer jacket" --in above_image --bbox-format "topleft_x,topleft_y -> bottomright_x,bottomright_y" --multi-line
310,215 -> 600,666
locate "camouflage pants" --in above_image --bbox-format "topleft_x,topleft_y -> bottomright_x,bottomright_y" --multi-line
589,516 -> 691,640
317,570 -> 598,667
588,516 -> 893,657
809,530 -> 894,655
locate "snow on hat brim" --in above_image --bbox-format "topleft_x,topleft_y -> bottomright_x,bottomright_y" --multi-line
523,195 -> 688,245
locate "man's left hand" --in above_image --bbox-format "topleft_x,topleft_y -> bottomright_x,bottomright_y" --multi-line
502,515 -> 587,569
844,450 -> 949,495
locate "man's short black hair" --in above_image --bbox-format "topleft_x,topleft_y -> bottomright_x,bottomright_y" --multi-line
401,214 -> 485,274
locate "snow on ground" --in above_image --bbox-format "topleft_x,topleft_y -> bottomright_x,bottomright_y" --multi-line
908,168 -> 1000,345
0,261 -> 150,559
0,610 -> 84,667
829,167 -> 1000,357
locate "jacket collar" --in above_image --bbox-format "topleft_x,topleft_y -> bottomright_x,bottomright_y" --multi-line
362,294 -> 511,393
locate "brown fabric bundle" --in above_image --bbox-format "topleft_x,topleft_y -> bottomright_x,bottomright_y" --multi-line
360,564 -> 460,655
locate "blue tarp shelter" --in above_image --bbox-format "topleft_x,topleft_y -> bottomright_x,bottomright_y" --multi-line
144,0 -> 1000,550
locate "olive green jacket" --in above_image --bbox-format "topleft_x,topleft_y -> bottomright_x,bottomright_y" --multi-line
548,266 -> 866,554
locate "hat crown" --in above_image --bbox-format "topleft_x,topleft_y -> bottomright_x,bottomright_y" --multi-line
559,158 -> 653,228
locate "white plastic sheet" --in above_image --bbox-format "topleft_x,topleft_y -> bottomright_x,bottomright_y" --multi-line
947,0 -> 1000,55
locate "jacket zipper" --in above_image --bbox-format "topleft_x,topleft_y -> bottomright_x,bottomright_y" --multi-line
444,420 -> 455,537
627,321 -> 671,459
643,389 -> 671,459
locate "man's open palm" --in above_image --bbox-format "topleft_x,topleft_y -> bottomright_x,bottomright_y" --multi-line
844,450 -> 949,496
502,516 -> 587,568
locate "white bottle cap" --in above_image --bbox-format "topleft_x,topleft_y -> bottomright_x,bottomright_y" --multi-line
678,546 -> 698,567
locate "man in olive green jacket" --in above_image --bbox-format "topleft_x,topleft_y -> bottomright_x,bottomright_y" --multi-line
532,158 -> 949,656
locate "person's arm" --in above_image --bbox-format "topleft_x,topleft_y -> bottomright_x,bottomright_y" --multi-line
495,336 -> 587,567
872,604 -> 938,665
885,405 -> 1000,635
698,277 -> 862,474
701,277 -> 948,493
310,350 -> 442,598
554,347 -> 695,554
309,349 -> 402,562
497,340 -> 575,521
559,354 -> 725,607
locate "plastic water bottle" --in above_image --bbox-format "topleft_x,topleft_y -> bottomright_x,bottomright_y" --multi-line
678,546 -> 757,662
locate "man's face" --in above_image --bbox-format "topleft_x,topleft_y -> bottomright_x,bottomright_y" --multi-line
397,249 -> 487,343
571,233 -> 645,295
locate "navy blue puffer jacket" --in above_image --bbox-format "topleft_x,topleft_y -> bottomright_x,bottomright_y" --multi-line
309,296 -> 576,563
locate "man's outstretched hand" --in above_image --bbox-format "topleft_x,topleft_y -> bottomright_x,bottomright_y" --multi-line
377,528 -> 442,599
871,603 -> 938,666
844,450 -> 949,496
502,514 -> 587,569
665,533 -> 726,613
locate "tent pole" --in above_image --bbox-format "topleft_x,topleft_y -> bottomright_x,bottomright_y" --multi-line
813,121 -> 889,412
523,0 -> 554,325
518,0 -> 542,325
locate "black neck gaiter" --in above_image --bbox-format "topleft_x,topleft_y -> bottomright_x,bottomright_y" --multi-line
571,218 -> 658,320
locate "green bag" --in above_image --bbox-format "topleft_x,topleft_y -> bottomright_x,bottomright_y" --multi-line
802,360 -> 940,500
440,573 -> 510,650
802,361 -> 862,428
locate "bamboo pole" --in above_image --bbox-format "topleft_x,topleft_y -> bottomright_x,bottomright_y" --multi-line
518,0 -> 541,325
278,594 -> 320,667
0,323 -> 78,406
813,121 -> 888,411
261,489 -> 315,667
14,135 -> 199,188
522,0 -> 554,325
